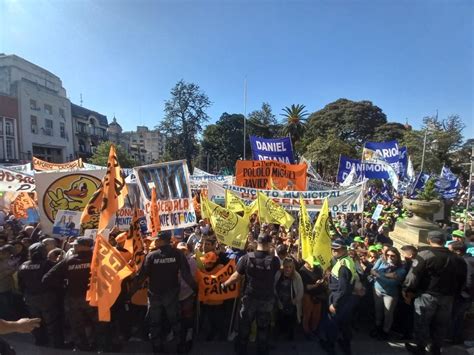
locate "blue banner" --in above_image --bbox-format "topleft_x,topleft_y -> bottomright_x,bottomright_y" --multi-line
337,156 -> 390,182
364,140 -> 400,165
250,136 -> 295,164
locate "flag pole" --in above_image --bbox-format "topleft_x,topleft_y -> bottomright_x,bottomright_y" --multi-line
466,145 -> 474,228
243,78 -> 247,160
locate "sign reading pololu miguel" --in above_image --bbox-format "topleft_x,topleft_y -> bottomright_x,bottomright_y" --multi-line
134,160 -> 196,231
235,160 -> 307,191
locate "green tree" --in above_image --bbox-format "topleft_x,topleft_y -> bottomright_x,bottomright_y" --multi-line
372,122 -> 408,143
280,104 -> 308,149
200,113 -> 246,173
247,102 -> 280,138
303,99 -> 387,150
88,141 -> 137,168
159,80 -> 211,174
303,133 -> 357,180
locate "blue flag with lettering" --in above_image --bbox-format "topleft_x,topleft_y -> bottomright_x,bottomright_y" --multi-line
250,136 -> 295,164
337,156 -> 390,182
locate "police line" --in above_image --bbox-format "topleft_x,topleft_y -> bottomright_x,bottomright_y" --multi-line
207,181 -> 364,213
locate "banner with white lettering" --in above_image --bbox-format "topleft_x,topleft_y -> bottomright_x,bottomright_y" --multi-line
364,140 -> 400,174
337,156 -> 390,182
134,160 -> 196,231
250,136 -> 295,164
207,181 -> 364,213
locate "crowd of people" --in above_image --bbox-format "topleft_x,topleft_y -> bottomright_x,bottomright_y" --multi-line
0,196 -> 472,355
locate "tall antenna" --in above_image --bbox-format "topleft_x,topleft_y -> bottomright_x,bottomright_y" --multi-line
80,93 -> 83,107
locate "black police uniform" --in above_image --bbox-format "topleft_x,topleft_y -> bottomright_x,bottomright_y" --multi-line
42,245 -> 97,350
136,239 -> 196,352
18,243 -> 63,347
235,250 -> 280,355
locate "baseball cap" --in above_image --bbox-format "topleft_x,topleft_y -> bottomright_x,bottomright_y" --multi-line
157,230 -> 172,241
71,237 -> 94,247
353,236 -> 364,243
368,245 -> 378,252
340,227 -> 348,234
427,230 -> 446,243
331,238 -> 345,250
200,251 -> 218,264
374,244 -> 383,251
452,230 -> 465,238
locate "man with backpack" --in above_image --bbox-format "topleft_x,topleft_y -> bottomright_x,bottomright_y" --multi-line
222,232 -> 280,355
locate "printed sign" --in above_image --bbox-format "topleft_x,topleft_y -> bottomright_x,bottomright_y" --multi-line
364,141 -> 401,174
32,156 -> 83,171
250,136 -> 295,164
35,169 -> 105,236
235,160 -> 307,191
134,160 -> 196,231
207,181 -> 364,213
0,168 -> 35,192
53,210 -> 81,237
190,174 -> 233,189
371,204 -> 384,221
337,156 -> 390,182
196,260 -> 240,302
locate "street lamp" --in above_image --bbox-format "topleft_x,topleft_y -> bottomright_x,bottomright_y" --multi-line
420,129 -> 437,172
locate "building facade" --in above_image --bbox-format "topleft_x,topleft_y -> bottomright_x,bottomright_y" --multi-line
0,95 -> 20,162
107,118 -> 165,165
71,103 -> 108,159
0,54 -> 74,162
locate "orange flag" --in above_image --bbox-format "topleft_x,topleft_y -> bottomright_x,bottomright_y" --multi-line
87,234 -> 134,322
124,208 -> 145,271
11,193 -> 36,219
196,260 -> 239,302
149,187 -> 161,236
193,194 -> 201,215
81,145 -> 128,233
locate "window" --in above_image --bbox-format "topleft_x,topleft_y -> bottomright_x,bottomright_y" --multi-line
30,99 -> 38,110
77,122 -> 87,133
60,122 -> 66,138
31,116 -> 38,134
5,121 -> 13,136
44,104 -> 52,115
6,139 -> 14,159
44,119 -> 53,136
0,118 -> 3,134
59,108 -> 65,118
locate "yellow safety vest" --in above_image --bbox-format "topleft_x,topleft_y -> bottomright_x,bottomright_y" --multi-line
331,256 -> 357,284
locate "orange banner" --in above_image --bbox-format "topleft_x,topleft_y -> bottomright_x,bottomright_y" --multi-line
196,260 -> 239,302
11,192 -> 36,219
87,235 -> 134,322
149,187 -> 161,236
124,208 -> 145,271
32,156 -> 83,171
235,160 -> 307,191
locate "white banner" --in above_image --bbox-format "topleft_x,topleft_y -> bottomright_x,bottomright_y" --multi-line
207,181 -> 364,213
134,160 -> 196,231
0,168 -> 35,192
190,174 -> 233,189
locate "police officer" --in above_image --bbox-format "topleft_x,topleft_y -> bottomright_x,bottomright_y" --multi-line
222,232 -> 280,355
42,236 -> 97,352
320,238 -> 358,355
135,230 -> 196,354
403,231 -> 467,355
18,242 -> 66,348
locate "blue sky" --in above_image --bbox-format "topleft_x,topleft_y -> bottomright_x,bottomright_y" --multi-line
1,0 -> 473,138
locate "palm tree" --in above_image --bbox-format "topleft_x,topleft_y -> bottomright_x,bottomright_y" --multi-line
280,104 -> 308,147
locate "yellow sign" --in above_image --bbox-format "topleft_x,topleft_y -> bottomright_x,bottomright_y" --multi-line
42,173 -> 101,223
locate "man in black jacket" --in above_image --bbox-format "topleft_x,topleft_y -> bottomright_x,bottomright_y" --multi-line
222,233 -> 280,355
403,231 -> 467,355
42,236 -> 96,352
18,242 -> 65,348
135,230 -> 196,354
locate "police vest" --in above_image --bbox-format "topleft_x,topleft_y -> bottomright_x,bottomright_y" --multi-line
331,256 -> 357,284
244,252 -> 275,299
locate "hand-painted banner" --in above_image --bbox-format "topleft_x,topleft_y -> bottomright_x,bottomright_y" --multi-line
250,136 -> 295,164
235,160 -> 307,191
207,181 -> 363,213
32,156 -> 83,171
35,169 -> 105,235
134,160 -> 196,231
4,163 -> 32,173
83,162 -> 107,170
0,168 -> 35,192
190,174 -> 233,189
11,192 -> 36,220
337,156 -> 390,182
196,260 -> 239,302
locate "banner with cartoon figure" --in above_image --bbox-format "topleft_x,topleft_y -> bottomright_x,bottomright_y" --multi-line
35,169 -> 105,235
134,160 -> 196,231
52,210 -> 81,237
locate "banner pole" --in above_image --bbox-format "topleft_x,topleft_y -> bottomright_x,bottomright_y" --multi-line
227,296 -> 238,340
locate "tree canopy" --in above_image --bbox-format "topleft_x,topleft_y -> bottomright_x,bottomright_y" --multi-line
88,141 -> 137,168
